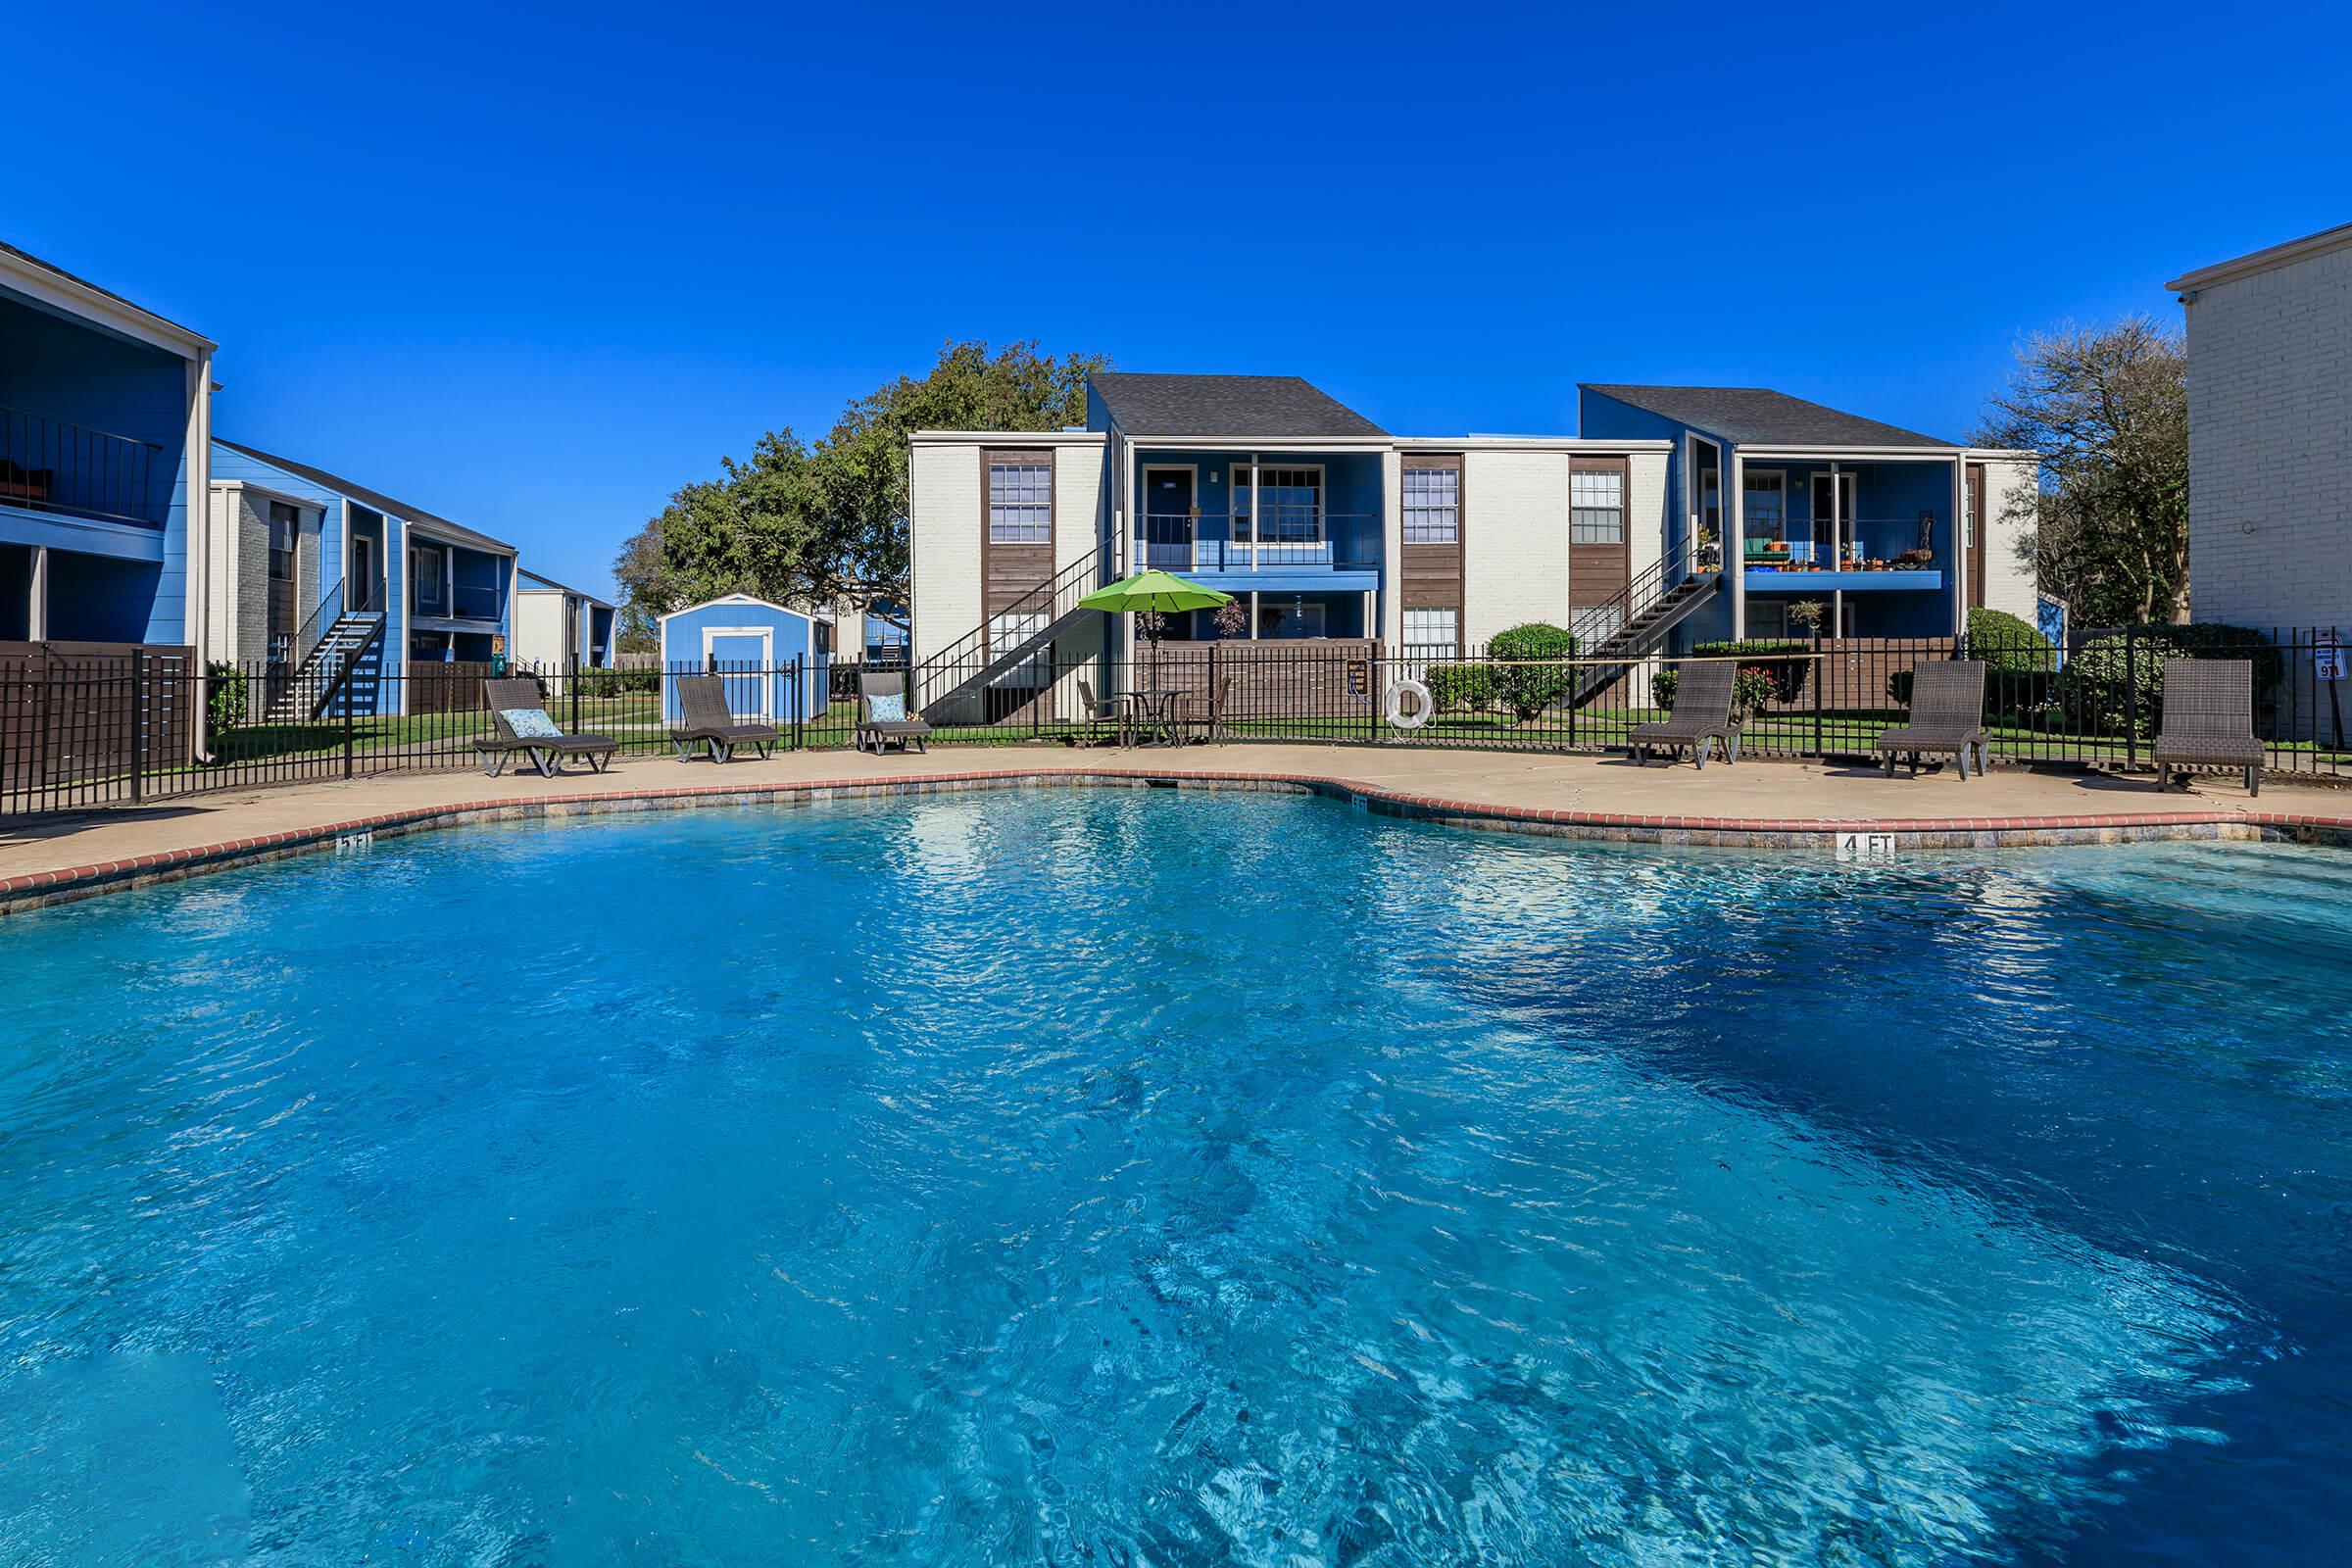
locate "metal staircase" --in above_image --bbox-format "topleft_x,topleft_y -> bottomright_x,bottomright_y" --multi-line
265,578 -> 386,721
910,540 -> 1117,724
1568,555 -> 1721,709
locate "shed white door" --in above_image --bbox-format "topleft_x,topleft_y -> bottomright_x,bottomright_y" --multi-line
703,627 -> 773,719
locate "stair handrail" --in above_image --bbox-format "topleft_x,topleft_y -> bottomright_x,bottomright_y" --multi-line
911,537 -> 1116,707
285,576 -> 349,669
1571,540 -> 1692,654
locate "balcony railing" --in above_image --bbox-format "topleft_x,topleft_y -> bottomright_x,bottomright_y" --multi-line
1743,523 -> 1939,574
0,406 -> 167,527
1142,513 -> 1379,572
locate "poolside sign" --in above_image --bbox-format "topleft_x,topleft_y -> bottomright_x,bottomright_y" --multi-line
1836,830 -> 1897,861
2316,630 -> 2346,682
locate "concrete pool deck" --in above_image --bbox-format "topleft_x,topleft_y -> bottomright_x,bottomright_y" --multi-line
5,744 -> 2350,913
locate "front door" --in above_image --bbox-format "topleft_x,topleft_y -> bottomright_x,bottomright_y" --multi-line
1146,467 -> 1195,566
350,534 -> 376,612
704,628 -> 772,719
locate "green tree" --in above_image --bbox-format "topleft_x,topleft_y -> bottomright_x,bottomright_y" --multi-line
612,340 -> 1107,638
1972,317 -> 2188,626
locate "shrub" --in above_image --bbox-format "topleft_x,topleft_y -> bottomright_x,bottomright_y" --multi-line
1488,623 -> 1579,720
1692,639 -> 1811,705
1423,662 -> 1496,712
1653,664 -> 1779,719
206,662 -> 249,733
2053,622 -> 2280,737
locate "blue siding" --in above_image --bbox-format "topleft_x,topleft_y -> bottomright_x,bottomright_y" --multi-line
658,599 -> 829,721
2,291 -> 196,642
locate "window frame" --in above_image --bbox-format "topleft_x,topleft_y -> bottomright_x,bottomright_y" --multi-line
268,500 -> 299,583
985,451 -> 1054,547
1400,461 -> 1461,546
1570,466 -> 1626,545
1234,463 -> 1325,546
1401,606 -> 1460,655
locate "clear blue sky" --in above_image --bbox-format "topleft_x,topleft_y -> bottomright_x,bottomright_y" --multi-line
13,1 -> 2349,597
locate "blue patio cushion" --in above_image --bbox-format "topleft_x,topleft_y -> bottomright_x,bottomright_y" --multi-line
501,707 -> 564,739
866,692 -> 906,723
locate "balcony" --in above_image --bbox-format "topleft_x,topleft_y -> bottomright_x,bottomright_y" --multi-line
1742,524 -> 1942,591
1141,513 -> 1380,581
0,407 -> 167,528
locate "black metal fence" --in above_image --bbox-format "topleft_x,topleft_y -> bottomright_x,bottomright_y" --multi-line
4,629 -> 2346,818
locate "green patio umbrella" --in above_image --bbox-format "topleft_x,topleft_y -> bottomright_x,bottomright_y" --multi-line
1078,568 -> 1234,694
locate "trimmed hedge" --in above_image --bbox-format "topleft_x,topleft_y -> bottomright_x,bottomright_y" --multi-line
1488,623 -> 1580,720
2053,622 -> 2280,737
206,662 -> 249,733
1423,662 -> 1497,712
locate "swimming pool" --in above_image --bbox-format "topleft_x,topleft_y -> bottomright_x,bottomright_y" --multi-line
1,791 -> 2345,1564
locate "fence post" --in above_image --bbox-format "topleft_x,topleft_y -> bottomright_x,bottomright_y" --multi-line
1812,639 -> 1824,759
129,647 -> 145,806
2124,625 -> 2139,770
343,664 -> 356,780
793,656 -> 805,751
569,654 -> 581,736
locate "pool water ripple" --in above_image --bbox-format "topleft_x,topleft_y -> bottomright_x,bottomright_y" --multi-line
1,791 -> 2346,1565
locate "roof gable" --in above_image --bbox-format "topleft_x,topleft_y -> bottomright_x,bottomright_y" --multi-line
1090,372 -> 1387,437
215,439 -> 515,552
1580,385 -> 1953,449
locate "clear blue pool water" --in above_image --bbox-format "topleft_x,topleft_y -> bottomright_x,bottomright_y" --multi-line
2,792 -> 2348,1566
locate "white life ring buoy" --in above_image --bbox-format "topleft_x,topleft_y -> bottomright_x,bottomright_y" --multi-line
1384,678 -> 1434,730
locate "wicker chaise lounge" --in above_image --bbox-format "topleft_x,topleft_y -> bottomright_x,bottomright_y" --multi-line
475,678 -> 620,778
669,672 -> 779,762
1629,661 -> 1740,768
2153,659 -> 2264,796
855,671 -> 932,756
1875,660 -> 1990,779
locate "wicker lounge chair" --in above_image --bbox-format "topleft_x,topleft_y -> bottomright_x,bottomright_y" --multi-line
855,671 -> 932,755
475,677 -> 620,778
1076,678 -> 1135,749
1629,661 -> 1740,767
1875,660 -> 1990,779
2153,659 -> 2264,796
669,672 -> 779,762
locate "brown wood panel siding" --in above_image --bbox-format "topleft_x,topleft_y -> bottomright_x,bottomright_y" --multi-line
981,447 -> 1055,615
1568,455 -> 1631,608
1398,454 -> 1465,646
1145,640 -> 1381,720
0,642 -> 199,789
1966,462 -> 1986,610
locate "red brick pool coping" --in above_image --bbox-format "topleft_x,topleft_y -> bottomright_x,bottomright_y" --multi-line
6,765 -> 2350,914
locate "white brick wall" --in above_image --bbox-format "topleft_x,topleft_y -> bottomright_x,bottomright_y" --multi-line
2182,242 -> 2352,629
1978,456 -> 2039,622
1462,450 -> 1573,646
908,442 -> 983,669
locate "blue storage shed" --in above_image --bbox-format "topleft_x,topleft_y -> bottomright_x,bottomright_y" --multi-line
658,595 -> 831,724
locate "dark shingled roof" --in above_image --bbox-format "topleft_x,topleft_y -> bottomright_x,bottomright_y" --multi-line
2,237 -> 213,346
219,440 -> 515,554
1091,372 -> 1387,437
1581,385 -> 1953,449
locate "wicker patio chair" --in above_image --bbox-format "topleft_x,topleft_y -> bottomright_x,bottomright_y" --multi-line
474,677 -> 620,778
1173,676 -> 1234,746
669,672 -> 780,762
1874,660 -> 1990,779
1629,661 -> 1740,768
1075,678 -> 1135,749
2153,659 -> 2264,796
856,671 -> 932,756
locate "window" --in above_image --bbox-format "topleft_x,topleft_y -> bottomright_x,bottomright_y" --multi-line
1743,470 -> 1786,545
412,542 -> 449,616
1402,607 -> 1459,654
1573,604 -> 1624,646
988,460 -> 1053,544
1235,466 -> 1322,544
268,501 -> 298,581
1401,466 -> 1459,544
1571,469 -> 1625,544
